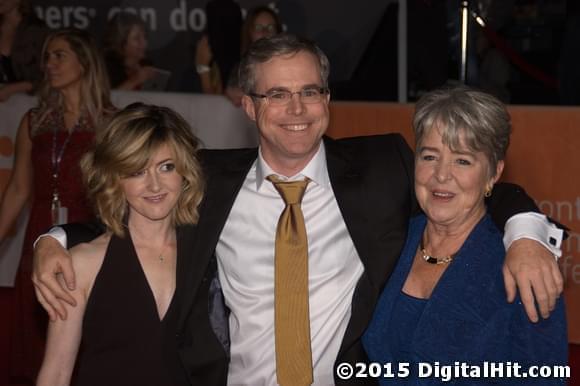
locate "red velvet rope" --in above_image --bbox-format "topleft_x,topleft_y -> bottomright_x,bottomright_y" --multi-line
478,20 -> 558,89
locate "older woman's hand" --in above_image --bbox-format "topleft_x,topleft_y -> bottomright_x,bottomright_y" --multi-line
503,238 -> 564,323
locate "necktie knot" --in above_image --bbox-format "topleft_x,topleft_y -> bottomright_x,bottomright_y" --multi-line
267,175 -> 310,205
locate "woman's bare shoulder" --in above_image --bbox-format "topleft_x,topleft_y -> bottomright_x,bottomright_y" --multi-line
69,233 -> 112,296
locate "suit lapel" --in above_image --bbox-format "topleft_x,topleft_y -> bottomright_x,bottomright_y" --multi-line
177,148 -> 258,329
325,137 -> 382,357
324,137 -> 378,287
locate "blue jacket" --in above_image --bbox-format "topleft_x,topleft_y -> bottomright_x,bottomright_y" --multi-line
363,214 -> 568,385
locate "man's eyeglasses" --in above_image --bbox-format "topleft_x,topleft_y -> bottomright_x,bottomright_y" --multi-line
249,87 -> 329,106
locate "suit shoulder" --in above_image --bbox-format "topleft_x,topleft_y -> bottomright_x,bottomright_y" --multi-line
328,134 -> 413,168
333,133 -> 409,148
199,147 -> 257,168
332,134 -> 412,161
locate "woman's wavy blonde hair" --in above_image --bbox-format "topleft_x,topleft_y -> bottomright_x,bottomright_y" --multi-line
81,103 -> 205,237
34,28 -> 113,133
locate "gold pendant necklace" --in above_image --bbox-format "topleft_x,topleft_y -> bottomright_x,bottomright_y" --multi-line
157,244 -> 167,262
420,236 -> 456,265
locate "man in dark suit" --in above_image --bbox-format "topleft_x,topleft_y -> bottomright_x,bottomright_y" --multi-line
33,34 -> 563,385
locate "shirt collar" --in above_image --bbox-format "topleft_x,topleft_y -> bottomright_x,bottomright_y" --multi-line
255,142 -> 330,191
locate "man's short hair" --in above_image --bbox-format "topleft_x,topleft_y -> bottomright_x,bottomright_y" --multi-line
238,33 -> 330,94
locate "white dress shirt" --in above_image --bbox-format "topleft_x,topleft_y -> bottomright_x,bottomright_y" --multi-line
217,143 -> 364,385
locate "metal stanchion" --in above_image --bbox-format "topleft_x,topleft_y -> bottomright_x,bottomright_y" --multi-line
460,0 -> 469,84
397,0 -> 407,102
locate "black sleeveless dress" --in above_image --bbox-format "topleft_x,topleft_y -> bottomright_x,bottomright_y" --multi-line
74,233 -> 185,386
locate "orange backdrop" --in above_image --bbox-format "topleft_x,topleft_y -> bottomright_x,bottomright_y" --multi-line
328,101 -> 580,343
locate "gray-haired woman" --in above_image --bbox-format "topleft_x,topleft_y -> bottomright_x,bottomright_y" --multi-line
363,86 -> 567,385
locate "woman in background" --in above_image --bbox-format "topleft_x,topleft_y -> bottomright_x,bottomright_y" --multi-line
0,0 -> 48,101
0,28 -> 113,383
224,5 -> 283,106
363,86 -> 567,385
240,6 -> 282,54
37,103 -> 204,386
195,0 -> 242,96
103,11 -> 156,90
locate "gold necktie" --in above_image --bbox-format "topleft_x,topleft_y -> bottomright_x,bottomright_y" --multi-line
267,175 -> 313,386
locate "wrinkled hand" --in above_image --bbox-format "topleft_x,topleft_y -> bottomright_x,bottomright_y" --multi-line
31,236 -> 76,321
195,34 -> 213,66
503,238 -> 563,322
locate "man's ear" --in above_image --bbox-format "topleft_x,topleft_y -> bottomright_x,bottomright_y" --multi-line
241,95 -> 257,121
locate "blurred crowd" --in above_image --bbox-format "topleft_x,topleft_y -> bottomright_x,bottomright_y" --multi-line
0,0 -> 284,106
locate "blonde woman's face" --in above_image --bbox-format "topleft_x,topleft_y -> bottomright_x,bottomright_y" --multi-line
121,144 -> 184,224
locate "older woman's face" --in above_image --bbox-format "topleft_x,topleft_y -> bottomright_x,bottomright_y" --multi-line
414,126 -> 502,229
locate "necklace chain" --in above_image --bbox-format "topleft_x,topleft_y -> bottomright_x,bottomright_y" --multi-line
420,236 -> 455,265
127,225 -> 175,263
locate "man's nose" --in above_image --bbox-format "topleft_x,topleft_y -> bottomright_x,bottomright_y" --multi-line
286,92 -> 304,115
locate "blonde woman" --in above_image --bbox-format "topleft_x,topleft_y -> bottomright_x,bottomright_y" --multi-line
37,103 -> 204,386
0,28 -> 113,382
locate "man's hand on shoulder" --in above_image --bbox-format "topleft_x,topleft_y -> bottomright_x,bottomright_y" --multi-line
503,238 -> 564,323
32,236 -> 76,321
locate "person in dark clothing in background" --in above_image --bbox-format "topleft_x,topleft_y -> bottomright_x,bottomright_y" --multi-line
195,0 -> 241,95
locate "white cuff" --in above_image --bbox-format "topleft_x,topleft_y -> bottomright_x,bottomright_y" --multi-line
503,212 -> 563,258
32,226 -> 68,249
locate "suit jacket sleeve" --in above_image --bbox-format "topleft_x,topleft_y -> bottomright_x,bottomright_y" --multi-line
485,182 -> 540,230
61,221 -> 106,248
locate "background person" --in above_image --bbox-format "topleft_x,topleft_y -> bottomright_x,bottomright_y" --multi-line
195,0 -> 242,95
0,0 -> 48,101
102,12 -> 156,91
240,6 -> 283,55
363,86 -> 567,385
225,5 -> 283,106
0,28 -> 113,383
36,103 -> 204,386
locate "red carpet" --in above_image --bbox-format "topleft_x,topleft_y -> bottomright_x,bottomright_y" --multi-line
0,287 -> 15,386
0,287 -> 30,386
570,344 -> 580,386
